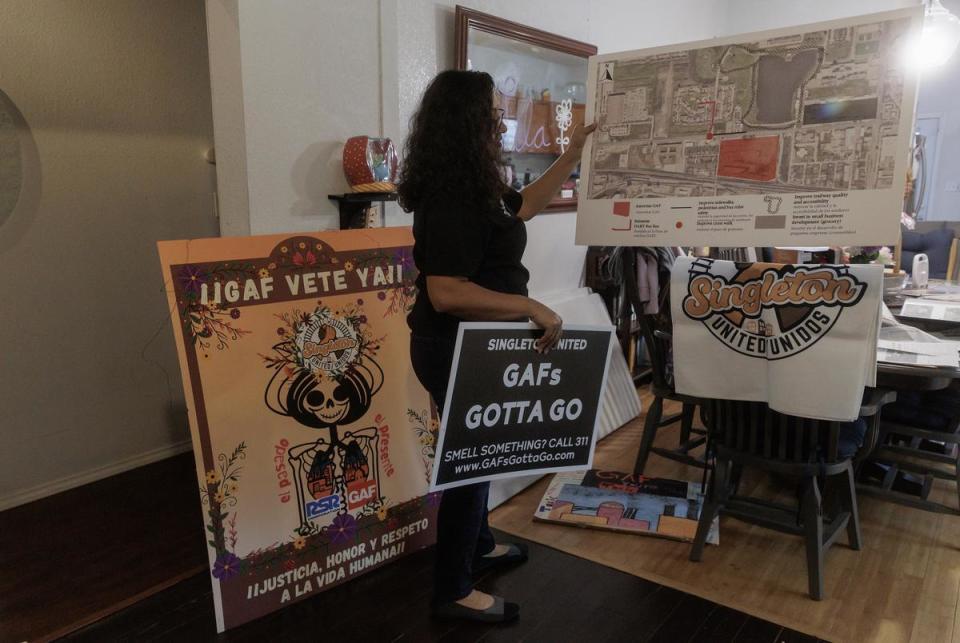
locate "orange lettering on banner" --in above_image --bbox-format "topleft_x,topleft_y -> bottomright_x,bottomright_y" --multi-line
302,337 -> 359,359
683,268 -> 865,320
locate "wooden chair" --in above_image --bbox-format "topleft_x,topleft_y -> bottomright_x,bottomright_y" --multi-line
689,391 -> 895,600
632,322 -> 706,474
947,238 -> 959,281
619,251 -> 706,475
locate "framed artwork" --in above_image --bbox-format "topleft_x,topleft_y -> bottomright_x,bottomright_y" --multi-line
455,6 -> 597,212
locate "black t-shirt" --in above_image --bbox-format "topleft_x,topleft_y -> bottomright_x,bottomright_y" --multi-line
408,188 -> 530,338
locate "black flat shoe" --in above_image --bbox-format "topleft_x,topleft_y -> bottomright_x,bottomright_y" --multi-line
473,543 -> 529,575
432,595 -> 520,623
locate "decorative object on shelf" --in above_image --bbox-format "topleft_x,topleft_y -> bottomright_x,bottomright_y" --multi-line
455,5 -> 596,212
342,136 -> 399,193
554,98 -> 573,155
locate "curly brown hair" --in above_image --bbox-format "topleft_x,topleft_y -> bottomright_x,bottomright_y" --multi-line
397,70 -> 505,215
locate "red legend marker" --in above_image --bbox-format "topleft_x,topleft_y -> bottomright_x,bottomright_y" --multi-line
612,201 -> 630,216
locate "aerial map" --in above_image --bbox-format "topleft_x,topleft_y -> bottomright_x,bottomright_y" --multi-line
576,9 -> 920,246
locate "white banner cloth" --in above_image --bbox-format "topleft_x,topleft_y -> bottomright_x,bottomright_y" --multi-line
671,257 -> 882,422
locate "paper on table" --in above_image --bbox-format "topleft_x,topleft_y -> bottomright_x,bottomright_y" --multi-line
881,301 -> 898,326
877,323 -> 960,367
901,298 -> 960,322
923,293 -> 960,303
876,340 -> 960,356
880,324 -> 938,341
877,348 -> 959,367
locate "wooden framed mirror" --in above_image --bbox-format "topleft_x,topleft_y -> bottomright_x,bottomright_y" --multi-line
455,6 -> 597,212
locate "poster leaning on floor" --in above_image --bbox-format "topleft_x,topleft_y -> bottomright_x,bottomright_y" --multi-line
158,228 -> 439,632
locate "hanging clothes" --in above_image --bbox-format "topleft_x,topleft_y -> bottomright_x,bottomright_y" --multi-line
635,252 -> 659,314
591,245 -> 680,325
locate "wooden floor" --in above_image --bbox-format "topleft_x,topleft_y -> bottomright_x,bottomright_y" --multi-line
0,455 -> 208,643
62,530 -> 815,643
7,386 -> 959,641
489,391 -> 960,643
2,424 -> 814,643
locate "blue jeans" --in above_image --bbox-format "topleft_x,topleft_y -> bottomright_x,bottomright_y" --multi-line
410,334 -> 496,604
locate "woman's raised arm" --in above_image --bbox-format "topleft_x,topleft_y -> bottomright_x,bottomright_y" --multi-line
516,121 -> 596,221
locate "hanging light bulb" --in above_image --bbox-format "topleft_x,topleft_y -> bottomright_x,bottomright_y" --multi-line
905,0 -> 960,69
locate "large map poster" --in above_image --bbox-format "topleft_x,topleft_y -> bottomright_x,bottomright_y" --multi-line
576,8 -> 922,247
158,228 -> 439,631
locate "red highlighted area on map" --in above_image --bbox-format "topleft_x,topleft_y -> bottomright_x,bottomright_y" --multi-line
716,136 -> 780,182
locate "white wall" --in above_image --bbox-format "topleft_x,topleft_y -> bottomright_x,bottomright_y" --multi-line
206,0 -> 251,236
721,0 -> 919,33
0,0 -> 219,509
914,0 -> 960,220
588,0 -> 728,53
237,0 -> 385,235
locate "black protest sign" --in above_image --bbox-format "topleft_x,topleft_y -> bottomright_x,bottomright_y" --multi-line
431,323 -> 615,490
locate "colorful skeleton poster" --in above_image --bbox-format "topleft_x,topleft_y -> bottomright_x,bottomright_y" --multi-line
576,8 -> 922,246
158,228 -> 439,631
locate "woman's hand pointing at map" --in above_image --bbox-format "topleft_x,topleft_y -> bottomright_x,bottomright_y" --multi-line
567,121 -> 597,155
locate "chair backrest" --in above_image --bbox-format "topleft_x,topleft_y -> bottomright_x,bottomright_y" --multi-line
901,224 -> 956,279
704,398 -> 842,466
620,249 -> 673,390
636,313 -> 671,390
947,238 -> 959,282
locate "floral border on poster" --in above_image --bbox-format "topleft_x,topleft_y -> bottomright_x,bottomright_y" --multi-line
199,440 -> 441,583
172,240 -> 417,362
407,409 -> 440,483
176,264 -> 253,355
173,237 -> 435,585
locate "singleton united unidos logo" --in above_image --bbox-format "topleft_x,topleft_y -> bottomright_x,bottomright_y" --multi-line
295,309 -> 361,375
681,258 -> 867,360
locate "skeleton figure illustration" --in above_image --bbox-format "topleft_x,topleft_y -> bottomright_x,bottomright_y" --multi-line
265,308 -> 384,535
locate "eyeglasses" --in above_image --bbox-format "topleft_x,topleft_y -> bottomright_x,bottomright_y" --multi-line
494,108 -> 505,127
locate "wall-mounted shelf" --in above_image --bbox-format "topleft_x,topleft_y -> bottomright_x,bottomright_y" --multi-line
327,192 -> 397,229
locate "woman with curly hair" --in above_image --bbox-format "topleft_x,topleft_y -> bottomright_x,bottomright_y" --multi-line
399,69 -> 594,623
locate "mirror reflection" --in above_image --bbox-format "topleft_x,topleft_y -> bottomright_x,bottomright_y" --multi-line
466,29 -> 589,203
